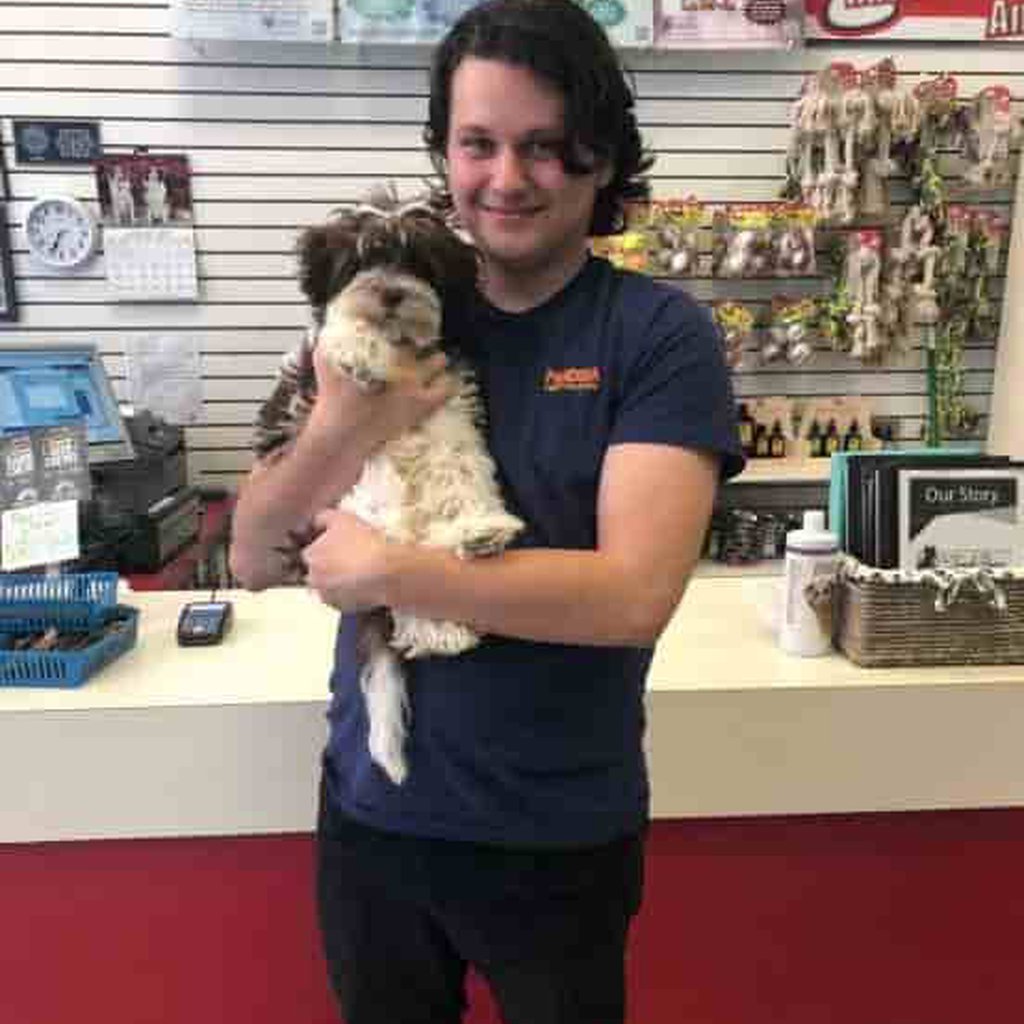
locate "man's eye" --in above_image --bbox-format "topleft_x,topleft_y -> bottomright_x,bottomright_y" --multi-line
459,137 -> 493,157
525,140 -> 561,160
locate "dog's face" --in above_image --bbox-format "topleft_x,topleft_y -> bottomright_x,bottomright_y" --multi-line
295,198 -> 479,328
326,266 -> 442,353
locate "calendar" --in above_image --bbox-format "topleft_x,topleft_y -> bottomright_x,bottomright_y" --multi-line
104,227 -> 199,301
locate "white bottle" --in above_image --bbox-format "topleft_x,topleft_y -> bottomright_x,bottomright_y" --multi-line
779,510 -> 838,657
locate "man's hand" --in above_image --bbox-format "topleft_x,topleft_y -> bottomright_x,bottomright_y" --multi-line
301,508 -> 396,612
307,343 -> 454,450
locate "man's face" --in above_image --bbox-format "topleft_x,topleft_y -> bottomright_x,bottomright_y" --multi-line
444,57 -> 610,291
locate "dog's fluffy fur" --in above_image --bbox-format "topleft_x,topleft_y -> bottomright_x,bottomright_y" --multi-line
254,194 -> 523,785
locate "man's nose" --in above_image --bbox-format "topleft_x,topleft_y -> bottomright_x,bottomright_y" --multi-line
492,147 -> 528,190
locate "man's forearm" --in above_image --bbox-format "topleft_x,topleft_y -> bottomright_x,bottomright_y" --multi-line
380,544 -> 692,648
229,425 -> 375,589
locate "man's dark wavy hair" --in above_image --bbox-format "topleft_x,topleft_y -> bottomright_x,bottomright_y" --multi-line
423,0 -> 654,237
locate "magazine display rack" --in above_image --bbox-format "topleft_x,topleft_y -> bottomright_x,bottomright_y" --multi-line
835,556 -> 1024,667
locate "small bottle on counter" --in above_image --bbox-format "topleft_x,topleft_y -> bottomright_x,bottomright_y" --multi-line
779,510 -> 839,658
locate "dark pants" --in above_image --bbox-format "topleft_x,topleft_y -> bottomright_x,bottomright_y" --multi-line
315,774 -> 645,1024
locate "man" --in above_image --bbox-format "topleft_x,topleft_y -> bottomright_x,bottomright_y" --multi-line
229,1 -> 743,1020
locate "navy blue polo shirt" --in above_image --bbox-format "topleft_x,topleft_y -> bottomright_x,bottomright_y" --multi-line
324,256 -> 744,847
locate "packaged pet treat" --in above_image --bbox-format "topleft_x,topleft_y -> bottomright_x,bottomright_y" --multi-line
765,296 -> 817,365
644,197 -> 703,277
712,300 -> 755,369
591,201 -> 650,271
713,204 -> 775,278
773,204 -> 817,278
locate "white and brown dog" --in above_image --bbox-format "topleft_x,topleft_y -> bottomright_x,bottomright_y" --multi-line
254,194 -> 523,784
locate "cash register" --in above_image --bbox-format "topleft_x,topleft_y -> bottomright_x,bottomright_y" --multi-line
0,342 -> 200,572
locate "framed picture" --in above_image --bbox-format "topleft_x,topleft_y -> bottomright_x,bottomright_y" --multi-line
0,131 -> 14,322
94,152 -> 193,227
0,204 -> 15,323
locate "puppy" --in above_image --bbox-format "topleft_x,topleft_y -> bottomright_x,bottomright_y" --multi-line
254,193 -> 524,784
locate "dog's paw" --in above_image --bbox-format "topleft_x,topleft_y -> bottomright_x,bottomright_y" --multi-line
391,615 -> 480,659
337,359 -> 386,393
319,323 -> 391,391
431,512 -> 525,558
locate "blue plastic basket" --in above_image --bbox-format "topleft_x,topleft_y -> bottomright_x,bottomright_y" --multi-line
0,572 -> 138,688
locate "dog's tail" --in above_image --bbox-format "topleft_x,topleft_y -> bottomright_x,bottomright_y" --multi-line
358,609 -> 410,786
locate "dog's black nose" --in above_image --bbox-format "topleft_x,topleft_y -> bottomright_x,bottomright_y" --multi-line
381,287 -> 405,308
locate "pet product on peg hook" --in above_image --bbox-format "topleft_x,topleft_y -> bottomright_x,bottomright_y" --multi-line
844,229 -> 884,360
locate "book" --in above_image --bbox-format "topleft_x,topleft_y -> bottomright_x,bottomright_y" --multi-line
897,466 -> 1024,572
875,454 -> 1010,568
829,447 -> 987,563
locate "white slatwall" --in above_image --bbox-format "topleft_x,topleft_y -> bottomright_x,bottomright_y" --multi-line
1,3 -> 1022,489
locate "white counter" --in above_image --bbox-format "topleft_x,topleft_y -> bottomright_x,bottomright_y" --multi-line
3,578 -> 1024,842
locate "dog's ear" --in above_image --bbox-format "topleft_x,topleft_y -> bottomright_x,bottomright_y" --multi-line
295,223 -> 356,310
295,225 -> 335,309
434,229 -> 480,293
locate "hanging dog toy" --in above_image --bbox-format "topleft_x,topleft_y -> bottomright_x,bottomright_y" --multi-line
836,67 -> 874,224
964,85 -> 1015,188
844,229 -> 884,359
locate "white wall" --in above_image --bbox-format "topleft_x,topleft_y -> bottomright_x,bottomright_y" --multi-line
1,3 -> 1021,489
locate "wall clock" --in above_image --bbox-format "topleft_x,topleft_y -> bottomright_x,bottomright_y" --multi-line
24,195 -> 99,270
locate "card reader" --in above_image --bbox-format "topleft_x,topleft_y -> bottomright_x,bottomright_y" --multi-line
177,600 -> 233,646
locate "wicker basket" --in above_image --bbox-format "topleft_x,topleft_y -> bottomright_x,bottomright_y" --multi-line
835,558 -> 1024,668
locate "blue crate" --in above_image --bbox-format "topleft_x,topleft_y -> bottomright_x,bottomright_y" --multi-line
0,571 -> 119,632
0,572 -> 138,688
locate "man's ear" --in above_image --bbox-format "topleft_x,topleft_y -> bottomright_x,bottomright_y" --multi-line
595,161 -> 615,190
295,225 -> 351,309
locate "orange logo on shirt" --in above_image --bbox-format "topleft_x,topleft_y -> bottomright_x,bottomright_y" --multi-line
544,366 -> 601,392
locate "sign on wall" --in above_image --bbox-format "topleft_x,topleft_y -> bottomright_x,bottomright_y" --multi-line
13,121 -> 101,166
170,0 -> 333,41
805,0 -> 1024,40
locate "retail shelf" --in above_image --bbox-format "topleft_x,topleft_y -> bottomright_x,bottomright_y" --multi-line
695,559 -> 785,578
730,457 -> 832,484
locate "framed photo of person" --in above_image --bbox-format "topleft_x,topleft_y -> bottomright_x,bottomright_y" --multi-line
0,203 -> 15,322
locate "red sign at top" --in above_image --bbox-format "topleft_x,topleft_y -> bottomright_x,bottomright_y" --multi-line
805,0 -> 1024,40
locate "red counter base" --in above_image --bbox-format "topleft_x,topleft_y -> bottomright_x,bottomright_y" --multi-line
4,809 -> 1024,1024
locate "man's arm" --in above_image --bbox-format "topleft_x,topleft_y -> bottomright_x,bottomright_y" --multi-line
228,417 -> 379,591
229,346 -> 452,591
302,442 -> 719,647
